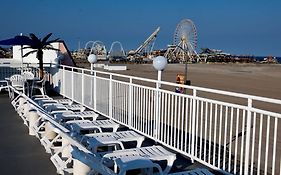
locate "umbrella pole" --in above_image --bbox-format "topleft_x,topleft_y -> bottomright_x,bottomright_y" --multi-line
21,45 -> 23,73
20,33 -> 23,73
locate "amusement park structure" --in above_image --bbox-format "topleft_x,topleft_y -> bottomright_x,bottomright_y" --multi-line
84,41 -> 107,60
165,19 -> 204,63
128,27 -> 160,60
108,41 -> 127,61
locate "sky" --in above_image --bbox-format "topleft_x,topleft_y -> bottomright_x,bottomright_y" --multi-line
0,0 -> 281,56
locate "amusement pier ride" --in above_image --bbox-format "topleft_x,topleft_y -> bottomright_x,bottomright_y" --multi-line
73,19 -> 205,63
165,19 -> 204,63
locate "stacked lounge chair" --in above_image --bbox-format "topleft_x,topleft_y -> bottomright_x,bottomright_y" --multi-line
8,85 -> 214,175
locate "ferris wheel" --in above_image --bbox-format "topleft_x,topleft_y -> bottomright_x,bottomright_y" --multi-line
166,19 -> 201,62
174,19 -> 197,51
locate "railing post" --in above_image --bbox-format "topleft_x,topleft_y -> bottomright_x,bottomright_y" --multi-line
94,71 -> 97,111
81,69 -> 85,105
72,67 -> 74,101
154,70 -> 161,139
128,78 -> 133,127
191,89 -> 197,163
89,65 -> 94,107
63,66 -> 65,96
109,74 -> 113,117
244,98 -> 252,175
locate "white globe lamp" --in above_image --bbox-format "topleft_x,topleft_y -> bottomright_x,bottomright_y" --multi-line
88,54 -> 97,75
87,54 -> 97,64
153,56 -> 167,71
153,56 -> 168,89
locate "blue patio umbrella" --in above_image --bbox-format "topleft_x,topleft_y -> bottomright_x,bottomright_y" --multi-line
0,35 -> 34,46
0,35 -> 35,69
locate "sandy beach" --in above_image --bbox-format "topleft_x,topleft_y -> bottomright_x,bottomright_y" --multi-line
106,63 -> 281,100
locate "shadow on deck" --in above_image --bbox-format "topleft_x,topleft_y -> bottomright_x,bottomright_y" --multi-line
0,92 -> 57,175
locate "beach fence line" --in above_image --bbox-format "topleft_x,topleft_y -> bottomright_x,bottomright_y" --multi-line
1,63 -> 281,175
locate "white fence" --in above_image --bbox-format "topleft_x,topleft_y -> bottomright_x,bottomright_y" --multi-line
0,62 -> 57,82
2,63 -> 280,175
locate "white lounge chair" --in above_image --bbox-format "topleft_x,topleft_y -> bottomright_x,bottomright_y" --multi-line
31,115 -> 47,139
71,146 -> 163,175
45,103 -> 68,111
102,145 -> 176,174
56,98 -> 73,105
66,119 -> 120,134
40,124 -> 64,154
44,103 -> 86,115
33,95 -> 73,106
60,110 -> 99,121
74,110 -> 99,120
82,130 -> 145,153
50,143 -> 74,174
64,104 -> 85,112
54,113 -> 83,123
38,99 -> 58,107
31,94 -> 50,99
30,109 -> 59,139
11,94 -> 26,111
35,96 -> 97,121
11,96 -> 31,125
51,147 -> 213,175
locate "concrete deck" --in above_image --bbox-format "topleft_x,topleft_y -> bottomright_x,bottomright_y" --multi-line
0,92 -> 57,174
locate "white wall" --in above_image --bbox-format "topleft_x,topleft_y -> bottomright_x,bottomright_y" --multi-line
12,42 -> 60,65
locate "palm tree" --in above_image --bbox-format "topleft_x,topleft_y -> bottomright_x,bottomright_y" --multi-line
23,33 -> 59,79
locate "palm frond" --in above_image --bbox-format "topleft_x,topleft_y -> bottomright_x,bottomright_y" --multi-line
23,50 -> 37,57
22,46 -> 32,49
23,44 -> 40,50
29,33 -> 40,43
43,45 -> 60,51
42,33 -> 53,44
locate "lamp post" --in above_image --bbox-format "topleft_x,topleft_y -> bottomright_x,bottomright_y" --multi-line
185,51 -> 191,86
177,45 -> 191,86
87,54 -> 97,106
153,56 -> 168,138
153,56 -> 168,88
88,54 -> 97,74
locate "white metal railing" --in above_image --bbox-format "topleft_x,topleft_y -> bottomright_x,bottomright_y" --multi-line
48,64 -> 281,175
0,62 -> 55,80
0,65 -> 38,80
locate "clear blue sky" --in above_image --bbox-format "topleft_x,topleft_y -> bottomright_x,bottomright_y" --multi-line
1,0 -> 280,56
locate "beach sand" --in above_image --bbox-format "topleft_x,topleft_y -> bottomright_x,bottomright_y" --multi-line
76,62 -> 281,114
108,63 -> 281,100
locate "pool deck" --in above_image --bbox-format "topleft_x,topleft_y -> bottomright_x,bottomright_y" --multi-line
0,92 -> 57,175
